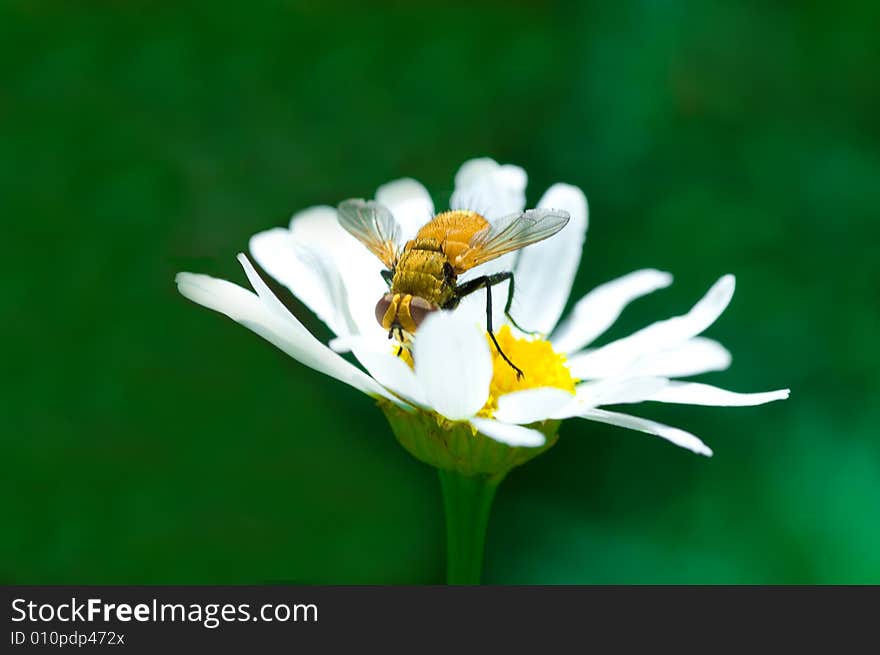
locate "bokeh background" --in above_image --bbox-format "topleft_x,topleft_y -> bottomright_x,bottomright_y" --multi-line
2,0 -> 878,583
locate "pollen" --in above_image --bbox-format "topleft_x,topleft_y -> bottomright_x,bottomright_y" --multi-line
479,325 -> 576,418
396,345 -> 414,369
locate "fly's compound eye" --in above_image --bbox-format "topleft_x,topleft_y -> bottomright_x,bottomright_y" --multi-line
375,293 -> 395,327
409,297 -> 439,328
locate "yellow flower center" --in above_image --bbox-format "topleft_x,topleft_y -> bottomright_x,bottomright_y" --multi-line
478,325 -> 576,418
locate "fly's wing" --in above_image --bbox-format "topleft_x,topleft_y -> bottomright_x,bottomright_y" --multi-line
336,199 -> 402,269
452,208 -> 570,273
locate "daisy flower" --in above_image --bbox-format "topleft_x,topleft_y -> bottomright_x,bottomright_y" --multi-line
177,157 -> 787,457
175,157 -> 788,583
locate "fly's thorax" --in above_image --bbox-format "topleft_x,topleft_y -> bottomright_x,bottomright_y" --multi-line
416,210 -> 489,266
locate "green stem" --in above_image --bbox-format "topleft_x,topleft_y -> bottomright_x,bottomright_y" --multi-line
438,469 -> 503,585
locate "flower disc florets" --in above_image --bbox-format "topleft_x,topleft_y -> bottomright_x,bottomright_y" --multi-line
480,325 -> 577,417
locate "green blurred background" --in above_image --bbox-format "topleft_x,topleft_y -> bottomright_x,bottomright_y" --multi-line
2,0 -> 878,583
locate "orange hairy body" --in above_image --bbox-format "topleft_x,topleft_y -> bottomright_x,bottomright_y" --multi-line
383,210 -> 489,333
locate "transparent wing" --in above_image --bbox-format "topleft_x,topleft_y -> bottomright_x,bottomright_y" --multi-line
452,208 -> 570,272
336,199 -> 402,269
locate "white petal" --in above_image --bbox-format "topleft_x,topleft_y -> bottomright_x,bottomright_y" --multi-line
551,269 -> 673,354
347,340 -> 427,407
494,388 -> 576,424
238,253 -> 311,320
176,270 -> 274,326
375,177 -> 434,241
470,417 -> 546,447
450,157 -> 527,218
621,337 -> 732,378
413,311 -> 491,421
577,408 -> 713,456
249,226 -> 349,337
647,381 -> 790,406
554,376 -> 670,418
176,263 -> 404,405
509,184 -> 589,336
565,275 -> 735,378
287,206 -> 388,348
286,205 -> 374,278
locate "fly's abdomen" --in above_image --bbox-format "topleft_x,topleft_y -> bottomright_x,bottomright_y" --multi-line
392,243 -> 456,307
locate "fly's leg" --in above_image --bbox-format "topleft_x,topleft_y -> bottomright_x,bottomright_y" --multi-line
454,272 -> 525,379
486,280 -> 525,379
495,271 -> 539,335
456,272 -> 536,334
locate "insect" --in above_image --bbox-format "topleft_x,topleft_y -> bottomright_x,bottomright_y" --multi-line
337,200 -> 570,378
